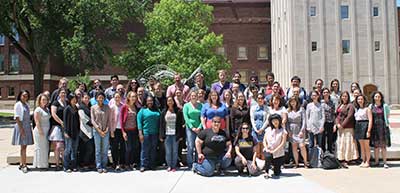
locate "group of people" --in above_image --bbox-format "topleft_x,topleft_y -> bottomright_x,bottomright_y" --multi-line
12,70 -> 391,178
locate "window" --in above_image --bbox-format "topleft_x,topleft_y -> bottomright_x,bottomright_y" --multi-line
258,46 -> 268,60
8,87 -> 15,98
0,35 -> 4,46
342,40 -> 350,54
0,54 -> 4,72
10,53 -> 19,72
310,6 -> 317,16
375,41 -> 380,52
311,41 -> 318,52
341,5 -> 349,19
237,46 -> 248,60
216,47 -> 226,57
12,27 -> 19,42
373,7 -> 379,17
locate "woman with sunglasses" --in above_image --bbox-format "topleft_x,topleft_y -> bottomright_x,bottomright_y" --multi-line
234,122 -> 259,176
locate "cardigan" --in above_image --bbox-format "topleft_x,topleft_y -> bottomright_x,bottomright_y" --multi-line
159,109 -> 184,141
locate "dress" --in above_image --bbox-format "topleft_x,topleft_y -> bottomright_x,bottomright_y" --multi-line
12,101 -> 33,145
49,100 -> 66,141
33,107 -> 51,168
250,105 -> 269,143
287,108 -> 306,143
370,105 -> 390,148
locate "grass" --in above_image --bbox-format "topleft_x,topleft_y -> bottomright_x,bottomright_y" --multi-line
0,112 -> 13,117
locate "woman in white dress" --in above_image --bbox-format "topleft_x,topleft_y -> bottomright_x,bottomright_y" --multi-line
33,94 -> 51,169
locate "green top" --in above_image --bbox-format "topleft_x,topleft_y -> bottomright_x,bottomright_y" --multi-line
137,108 -> 160,135
183,102 -> 203,129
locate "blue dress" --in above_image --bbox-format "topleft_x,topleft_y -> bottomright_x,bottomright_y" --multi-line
12,102 -> 33,145
252,105 -> 267,143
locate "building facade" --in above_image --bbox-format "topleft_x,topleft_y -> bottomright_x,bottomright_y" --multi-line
271,0 -> 400,104
0,0 -> 270,100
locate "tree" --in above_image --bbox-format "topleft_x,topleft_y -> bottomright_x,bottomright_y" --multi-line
114,0 -> 231,84
0,0 -> 150,96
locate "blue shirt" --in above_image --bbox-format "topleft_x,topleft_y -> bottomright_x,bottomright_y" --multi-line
201,103 -> 229,120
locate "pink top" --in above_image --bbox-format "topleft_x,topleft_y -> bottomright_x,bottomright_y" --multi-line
265,127 -> 287,158
166,83 -> 190,102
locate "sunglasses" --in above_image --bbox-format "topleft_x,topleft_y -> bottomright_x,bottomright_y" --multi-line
242,127 -> 249,130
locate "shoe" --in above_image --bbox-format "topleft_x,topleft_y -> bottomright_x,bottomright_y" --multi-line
66,169 -> 72,173
293,164 -> 298,169
383,163 -> 389,169
220,170 -> 225,176
140,167 -> 145,172
359,162 -> 365,167
103,169 -> 108,173
167,167 -> 172,172
97,169 -> 103,173
171,168 -> 176,172
341,162 -> 349,169
55,165 -> 61,171
72,168 -> 78,172
115,165 -> 121,171
263,173 -> 272,179
21,166 -> 28,173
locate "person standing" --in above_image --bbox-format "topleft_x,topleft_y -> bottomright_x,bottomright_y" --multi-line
354,95 -> 373,168
330,79 -> 341,109
166,73 -> 190,102
91,92 -> 112,173
33,94 -> 51,170
211,70 -> 231,99
321,88 -> 336,153
183,91 -> 203,170
201,91 -> 230,135
250,93 -> 270,144
63,93 -> 80,172
334,91 -> 358,168
104,75 -> 119,101
50,88 -> 67,170
230,92 -> 250,140
77,93 -> 95,169
110,92 -> 126,171
306,91 -> 325,150
137,96 -> 161,172
287,96 -> 308,168
121,91 -> 140,170
370,91 -> 391,168
12,90 -> 34,173
160,97 -> 184,171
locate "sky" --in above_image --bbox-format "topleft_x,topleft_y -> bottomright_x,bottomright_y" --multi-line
398,0 -> 400,6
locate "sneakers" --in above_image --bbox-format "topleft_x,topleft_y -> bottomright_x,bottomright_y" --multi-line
219,170 -> 225,176
65,169 -> 72,173
97,168 -> 103,173
140,167 -> 145,172
19,165 -> 28,173
383,163 -> 389,169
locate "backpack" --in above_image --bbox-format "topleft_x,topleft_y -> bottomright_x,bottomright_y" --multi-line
321,152 -> 341,169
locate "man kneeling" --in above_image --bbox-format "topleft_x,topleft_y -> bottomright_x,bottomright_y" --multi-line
193,116 -> 232,176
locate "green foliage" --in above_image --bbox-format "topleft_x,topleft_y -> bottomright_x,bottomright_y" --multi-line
0,0 -> 150,95
114,0 -> 231,84
67,70 -> 92,92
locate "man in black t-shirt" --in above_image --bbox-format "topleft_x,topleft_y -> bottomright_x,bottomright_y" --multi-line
193,116 -> 232,177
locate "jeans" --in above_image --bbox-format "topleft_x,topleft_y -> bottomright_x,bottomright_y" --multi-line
140,134 -> 158,169
186,127 -> 197,168
94,130 -> 110,169
322,122 -> 335,153
125,130 -> 140,166
110,129 -> 125,166
64,135 -> 79,170
164,135 -> 179,168
264,152 -> 285,175
193,154 -> 232,177
309,132 -> 323,150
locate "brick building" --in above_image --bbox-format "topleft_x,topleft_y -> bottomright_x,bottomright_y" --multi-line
0,0 -> 270,100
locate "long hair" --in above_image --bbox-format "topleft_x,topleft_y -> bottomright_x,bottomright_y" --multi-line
232,92 -> 247,109
287,96 -> 300,112
144,95 -> 158,111
207,90 -> 222,107
371,91 -> 385,106
16,90 -> 30,102
165,96 -> 179,113
35,94 -> 49,107
268,114 -> 283,129
269,94 -> 284,108
234,122 -> 253,145
354,94 -> 369,109
330,79 -> 340,93
339,91 -> 350,105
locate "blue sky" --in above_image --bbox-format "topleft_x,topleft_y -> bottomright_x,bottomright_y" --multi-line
398,0 -> 400,6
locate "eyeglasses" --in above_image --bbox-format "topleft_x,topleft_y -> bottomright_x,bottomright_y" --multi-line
257,97 -> 264,100
242,127 -> 249,130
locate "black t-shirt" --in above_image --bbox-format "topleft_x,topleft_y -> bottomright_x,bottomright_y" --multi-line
235,137 -> 256,160
198,129 -> 229,159
51,100 -> 66,126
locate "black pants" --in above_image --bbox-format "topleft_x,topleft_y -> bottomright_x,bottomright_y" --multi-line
125,129 -> 140,166
78,138 -> 95,167
322,122 -> 335,153
110,129 -> 126,166
264,152 -> 285,176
